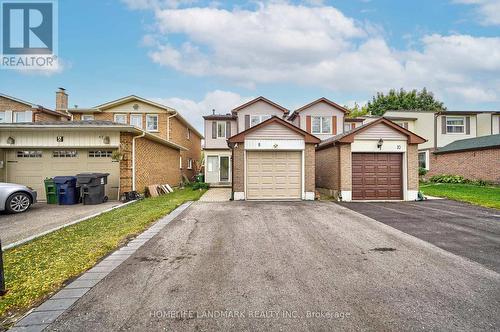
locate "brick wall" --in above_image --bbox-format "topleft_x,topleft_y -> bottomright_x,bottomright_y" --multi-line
427,148 -> 500,183
119,132 -> 182,194
169,116 -> 202,181
0,96 -> 29,111
339,144 -> 352,191
232,143 -> 245,192
34,111 -> 64,122
315,145 -> 340,190
304,144 -> 316,192
407,144 -> 419,190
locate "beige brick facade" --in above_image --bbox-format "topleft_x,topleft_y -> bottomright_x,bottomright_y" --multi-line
427,148 -> 500,183
407,144 -> 419,190
1,96 -> 67,122
339,144 -> 352,191
232,143 -> 245,192
119,132 -> 182,194
304,143 -> 316,192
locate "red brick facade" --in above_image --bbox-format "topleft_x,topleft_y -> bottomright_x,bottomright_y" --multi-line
0,96 -> 68,122
427,148 -> 500,184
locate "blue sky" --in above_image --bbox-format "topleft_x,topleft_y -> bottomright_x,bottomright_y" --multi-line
1,0 -> 499,130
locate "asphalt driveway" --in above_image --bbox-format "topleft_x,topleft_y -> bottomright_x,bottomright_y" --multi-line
0,201 -> 121,246
338,199 -> 500,273
47,201 -> 500,331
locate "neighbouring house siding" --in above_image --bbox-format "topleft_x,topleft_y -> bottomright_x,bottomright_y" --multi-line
493,115 -> 500,135
427,148 -> 500,184
246,122 -> 303,140
477,113 -> 493,136
204,119 -> 237,149
232,143 -> 245,192
235,100 -> 286,132
169,116 -> 202,180
305,143 -> 316,192
384,111 -> 436,150
0,129 -> 121,148
355,123 -> 407,140
437,115 -> 477,148
407,144 -> 419,191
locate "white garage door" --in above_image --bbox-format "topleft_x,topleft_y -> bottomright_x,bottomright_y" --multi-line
246,151 -> 301,200
6,149 -> 120,200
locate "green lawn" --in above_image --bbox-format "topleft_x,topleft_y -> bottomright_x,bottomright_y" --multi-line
420,183 -> 500,209
0,188 -> 206,325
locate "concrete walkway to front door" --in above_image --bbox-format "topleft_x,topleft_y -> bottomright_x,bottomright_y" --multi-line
198,188 -> 231,202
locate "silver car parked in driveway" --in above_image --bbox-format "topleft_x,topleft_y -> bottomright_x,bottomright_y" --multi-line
0,183 -> 37,214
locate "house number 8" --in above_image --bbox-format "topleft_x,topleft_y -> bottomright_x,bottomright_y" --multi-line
397,145 -> 401,150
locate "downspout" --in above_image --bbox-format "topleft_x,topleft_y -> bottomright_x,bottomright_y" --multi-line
167,111 -> 178,141
434,112 -> 439,151
132,131 -> 146,191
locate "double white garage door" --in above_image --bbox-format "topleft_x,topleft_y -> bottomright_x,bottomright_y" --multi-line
246,151 -> 301,200
6,149 -> 120,200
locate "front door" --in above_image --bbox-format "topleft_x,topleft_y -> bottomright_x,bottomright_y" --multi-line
206,156 -> 219,183
219,156 -> 230,182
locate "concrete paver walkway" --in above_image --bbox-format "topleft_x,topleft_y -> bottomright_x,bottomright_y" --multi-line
198,188 -> 231,202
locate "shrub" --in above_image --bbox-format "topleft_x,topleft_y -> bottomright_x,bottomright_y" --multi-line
429,174 -> 491,186
418,167 -> 428,176
192,182 -> 209,190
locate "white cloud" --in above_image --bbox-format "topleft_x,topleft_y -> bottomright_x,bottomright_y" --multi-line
152,90 -> 253,132
121,0 -> 197,10
130,2 -> 500,105
453,0 -> 500,25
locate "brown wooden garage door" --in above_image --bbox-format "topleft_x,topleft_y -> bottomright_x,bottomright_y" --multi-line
352,153 -> 402,200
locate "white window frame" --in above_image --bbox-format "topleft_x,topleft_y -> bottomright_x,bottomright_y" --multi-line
418,151 -> 429,170
446,116 -> 465,134
114,113 -> 127,124
217,121 -> 226,138
344,123 -> 351,133
186,128 -> 191,140
130,114 -> 143,129
187,158 -> 193,170
82,114 -> 94,121
146,114 -> 159,132
13,112 -> 28,123
0,111 -> 5,123
250,115 -> 271,127
311,116 -> 332,134
179,156 -> 183,169
396,122 -> 409,130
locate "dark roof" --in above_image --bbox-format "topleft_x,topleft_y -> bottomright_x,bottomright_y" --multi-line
344,118 -> 365,122
203,114 -> 237,120
434,134 -> 500,154
317,117 -> 426,149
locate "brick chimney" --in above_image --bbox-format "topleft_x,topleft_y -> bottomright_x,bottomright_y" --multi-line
56,87 -> 68,111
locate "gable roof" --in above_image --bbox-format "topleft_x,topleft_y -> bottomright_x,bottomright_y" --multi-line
231,96 -> 289,114
292,97 -> 349,117
317,117 -> 426,150
69,95 -> 203,138
227,116 -> 320,144
434,134 -> 500,154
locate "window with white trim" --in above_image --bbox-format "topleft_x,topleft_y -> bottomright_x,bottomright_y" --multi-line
17,151 -> 42,158
250,115 -> 271,127
395,122 -> 409,130
217,121 -> 226,138
343,123 -> 351,132
88,150 -> 112,158
13,112 -> 29,123
82,114 -> 94,121
0,112 -> 5,123
446,116 -> 465,133
179,156 -> 183,169
146,114 -> 158,132
186,128 -> 191,140
53,150 -> 78,158
312,116 -> 331,134
130,114 -> 143,129
114,114 -> 127,124
187,158 -> 193,170
418,151 -> 428,170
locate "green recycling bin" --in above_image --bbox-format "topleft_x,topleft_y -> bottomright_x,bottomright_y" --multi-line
44,178 -> 58,204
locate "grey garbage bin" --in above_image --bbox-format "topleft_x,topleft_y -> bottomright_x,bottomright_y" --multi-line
76,173 -> 109,205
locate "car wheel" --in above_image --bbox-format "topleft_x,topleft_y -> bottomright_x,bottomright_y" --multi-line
6,192 -> 32,213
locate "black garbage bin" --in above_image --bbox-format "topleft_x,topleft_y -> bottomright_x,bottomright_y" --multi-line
76,173 -> 109,205
53,176 -> 80,205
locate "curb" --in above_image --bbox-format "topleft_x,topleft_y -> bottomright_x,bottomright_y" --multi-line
9,201 -> 193,332
3,200 -> 138,251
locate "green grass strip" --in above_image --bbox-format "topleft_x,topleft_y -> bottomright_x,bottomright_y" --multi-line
0,188 -> 206,323
420,183 -> 500,209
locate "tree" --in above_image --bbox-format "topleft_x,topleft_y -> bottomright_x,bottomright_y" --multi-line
365,88 -> 446,116
344,102 -> 369,118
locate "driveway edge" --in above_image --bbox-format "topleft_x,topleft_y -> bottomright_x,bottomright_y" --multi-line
9,201 -> 193,332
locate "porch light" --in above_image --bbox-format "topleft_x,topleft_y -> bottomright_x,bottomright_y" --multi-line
102,136 -> 110,144
7,137 -> 15,145
377,138 -> 384,149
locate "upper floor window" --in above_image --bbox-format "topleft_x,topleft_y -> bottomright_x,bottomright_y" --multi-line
187,128 -> 191,140
13,111 -> 30,123
0,112 -> 5,123
82,114 -> 94,121
130,114 -> 143,129
250,115 -> 271,127
114,114 -> 127,124
446,116 -> 464,134
217,121 -> 226,138
146,114 -> 159,132
396,122 -> 409,130
312,116 -> 331,134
